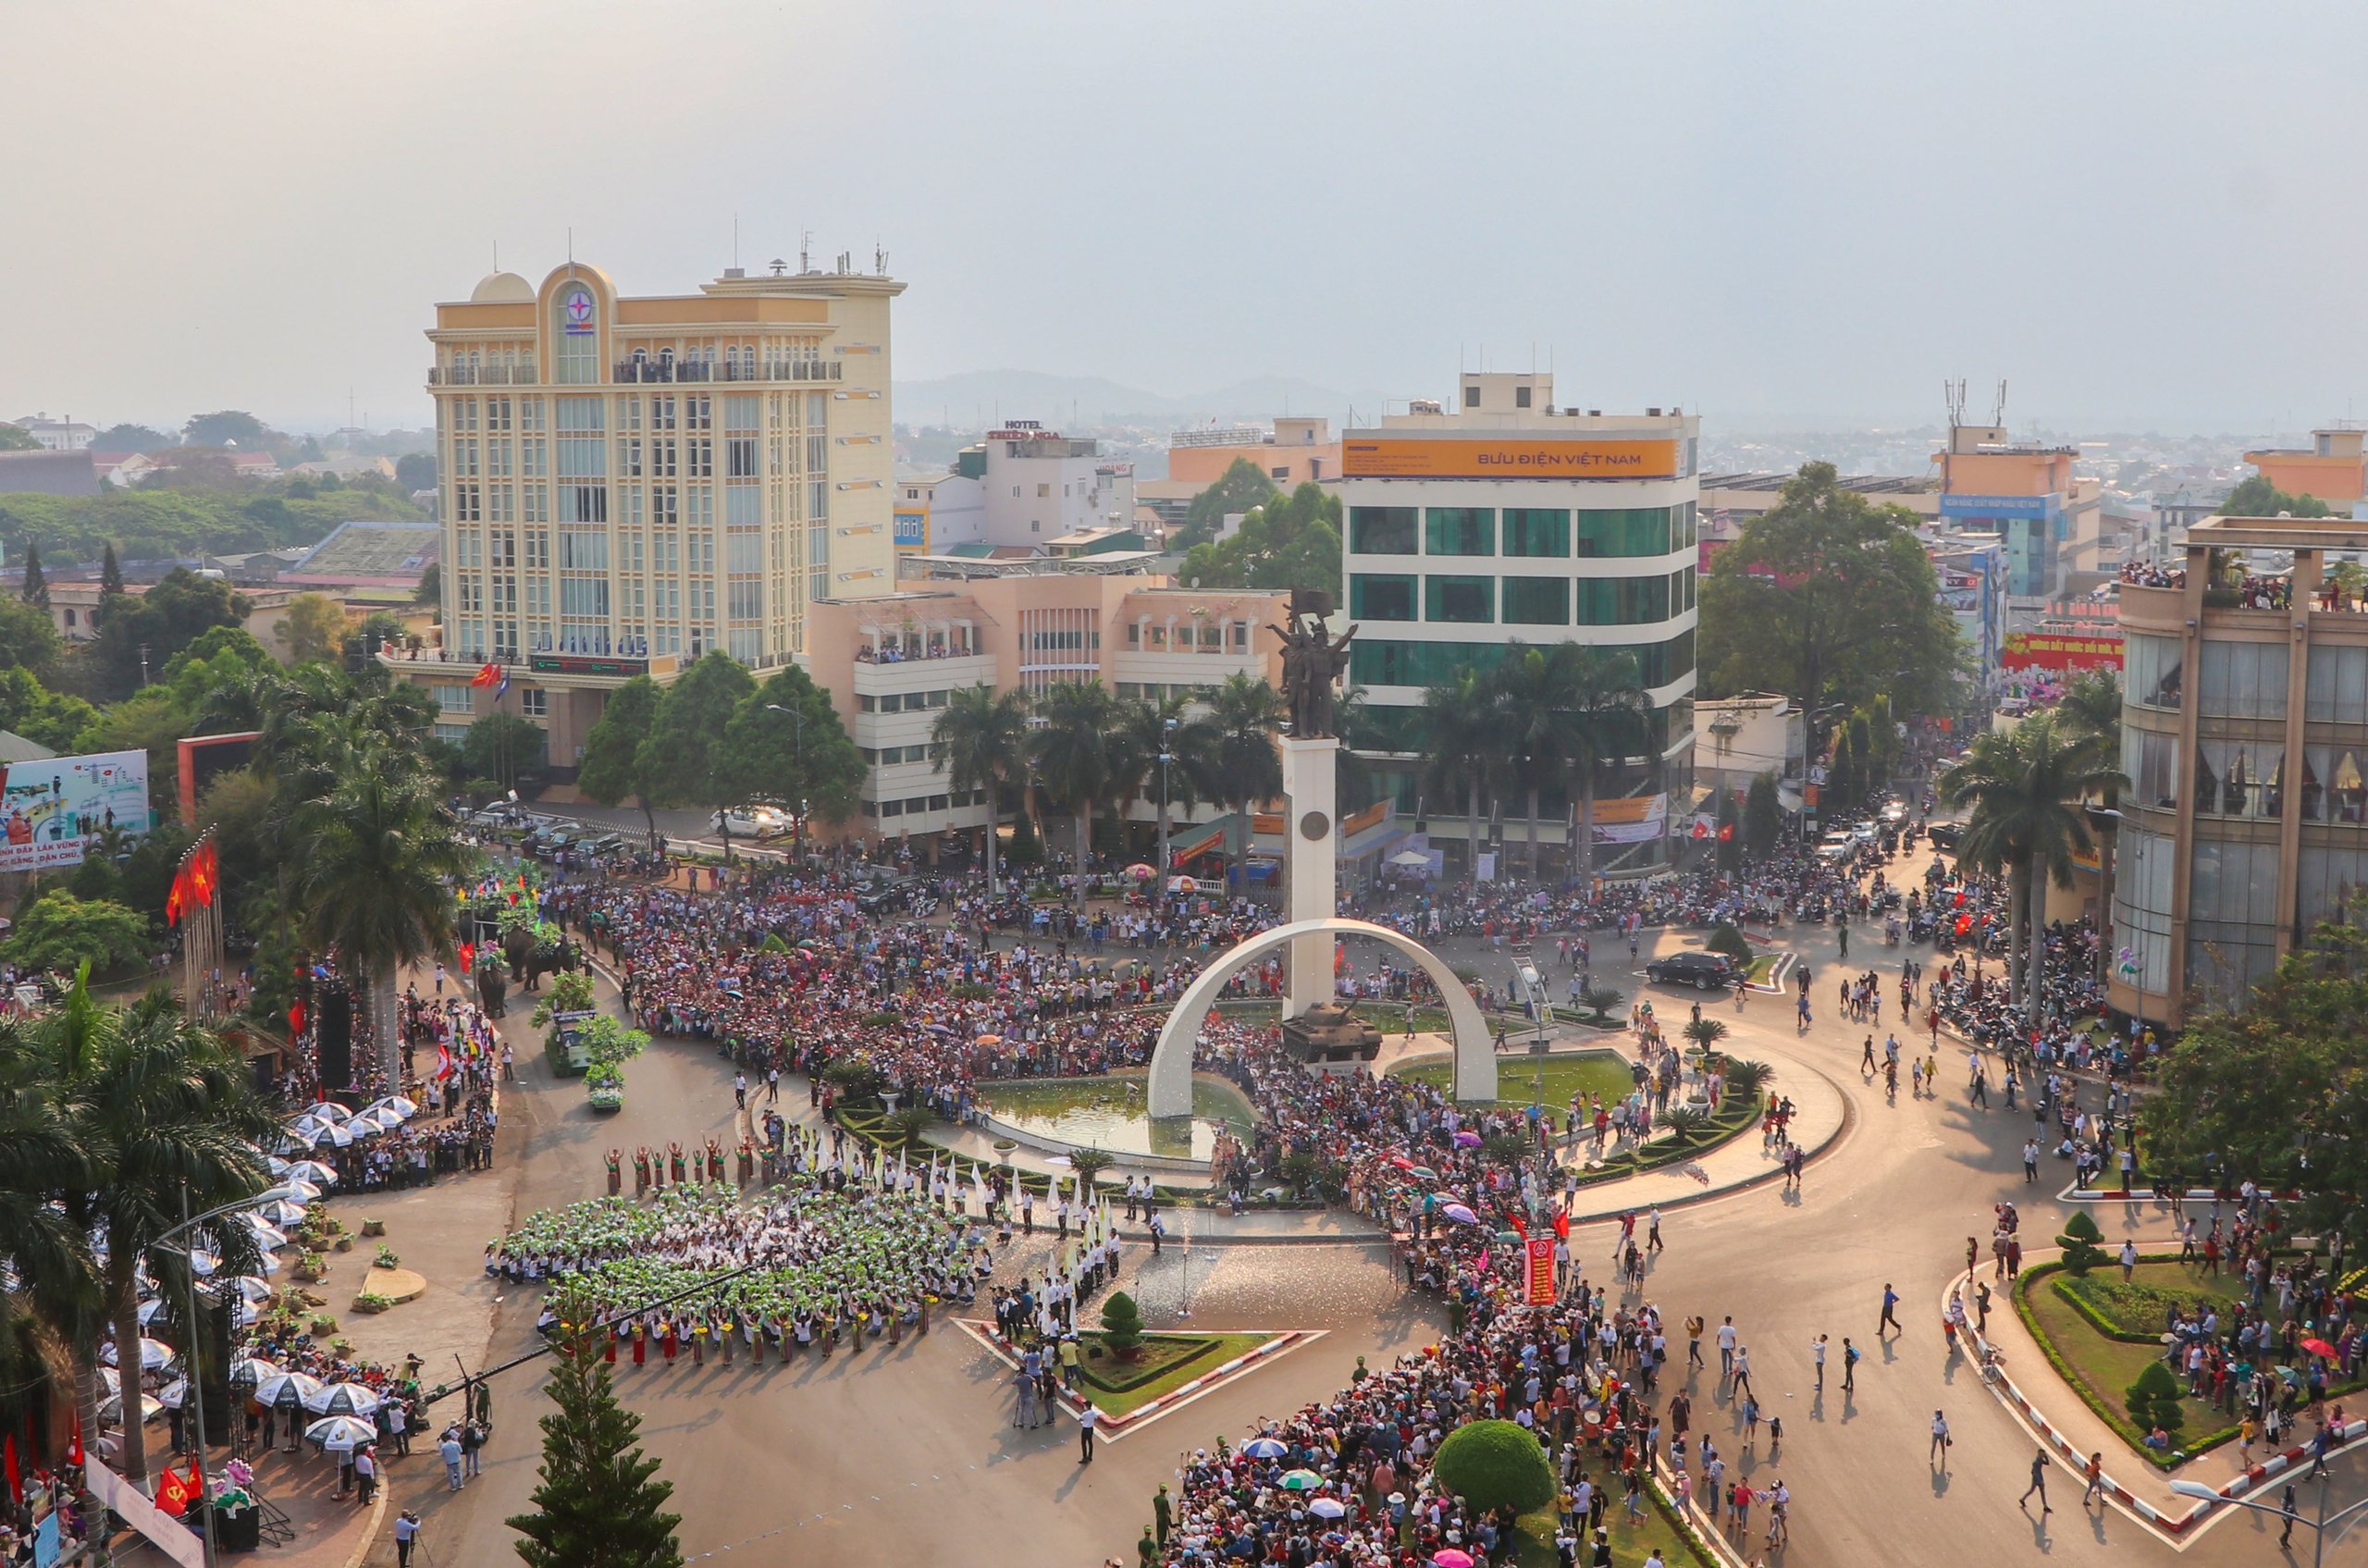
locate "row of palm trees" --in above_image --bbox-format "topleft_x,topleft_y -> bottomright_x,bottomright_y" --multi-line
930,672 -> 1289,904
0,978 -> 280,1485
931,640 -> 1658,897
1938,670 -> 2124,1027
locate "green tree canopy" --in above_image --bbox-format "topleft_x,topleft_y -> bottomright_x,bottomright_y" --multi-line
462,712 -> 549,792
92,424 -> 171,452
0,425 -> 43,452
1028,680 -> 1122,902
1172,457 -> 1280,550
4,893 -> 149,976
0,597 -> 60,677
2222,473 -> 2332,519
1430,1420 -> 1556,1515
1744,771 -> 1783,862
929,685 -> 1030,895
180,411 -> 270,448
89,566 -> 251,699
18,541 -> 47,608
0,667 -> 97,753
1178,480 -> 1341,591
1697,462 -> 1966,723
0,484 -> 422,569
636,653 -> 757,857
394,451 -> 438,492
723,665 -> 865,827
508,1288 -> 684,1568
578,675 -> 664,846
273,591 -> 348,664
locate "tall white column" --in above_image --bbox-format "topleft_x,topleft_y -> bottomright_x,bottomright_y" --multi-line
1279,735 -> 1338,1018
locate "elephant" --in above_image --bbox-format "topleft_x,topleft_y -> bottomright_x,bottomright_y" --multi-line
475,956 -> 509,1018
518,938 -> 583,993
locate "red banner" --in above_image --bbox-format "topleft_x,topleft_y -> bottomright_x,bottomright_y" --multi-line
2001,630 -> 2124,673
1524,1236 -> 1558,1305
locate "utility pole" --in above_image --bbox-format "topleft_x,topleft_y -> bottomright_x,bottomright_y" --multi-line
1156,717 -> 1176,913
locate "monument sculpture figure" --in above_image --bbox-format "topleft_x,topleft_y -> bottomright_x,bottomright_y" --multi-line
1271,587 -> 1356,739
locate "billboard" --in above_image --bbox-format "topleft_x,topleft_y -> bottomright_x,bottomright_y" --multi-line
1587,792 -> 1669,846
2001,630 -> 2125,673
1342,437 -> 1682,480
1940,492 -> 2060,522
0,750 -> 153,872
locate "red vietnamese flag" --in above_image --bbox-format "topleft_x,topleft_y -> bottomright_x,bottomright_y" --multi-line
458,942 -> 475,975
1717,823 -> 1734,842
65,1419 -> 81,1470
154,1463 -> 194,1517
288,1001 -> 306,1037
4,1432 -> 18,1502
471,661 -> 502,688
166,869 -> 186,927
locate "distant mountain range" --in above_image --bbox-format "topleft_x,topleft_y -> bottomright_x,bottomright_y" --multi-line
890,369 -> 1387,431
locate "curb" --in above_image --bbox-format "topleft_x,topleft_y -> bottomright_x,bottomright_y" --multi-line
954,1319 -> 1319,1438
340,1483 -> 388,1568
1944,1266 -> 2368,1541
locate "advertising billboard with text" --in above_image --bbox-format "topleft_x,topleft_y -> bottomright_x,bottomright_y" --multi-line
1342,437 -> 1682,480
0,749 -> 152,872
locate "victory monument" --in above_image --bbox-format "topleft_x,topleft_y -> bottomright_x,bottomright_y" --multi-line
1146,589 -> 1497,1116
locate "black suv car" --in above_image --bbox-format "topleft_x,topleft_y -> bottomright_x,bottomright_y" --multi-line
1645,951 -> 1742,991
1928,821 -> 1964,851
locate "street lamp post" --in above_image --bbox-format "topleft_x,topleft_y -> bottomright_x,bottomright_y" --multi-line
151,1184 -> 300,1568
2170,1475 -> 2368,1568
1156,718 -> 1176,915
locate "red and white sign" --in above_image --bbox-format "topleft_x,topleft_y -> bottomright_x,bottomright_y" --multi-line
1524,1237 -> 1559,1305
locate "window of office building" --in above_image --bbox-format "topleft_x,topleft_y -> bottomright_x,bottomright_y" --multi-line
2305,644 -> 2368,723
2195,639 -> 2288,718
1350,574 -> 1416,621
2299,745 -> 2368,824
1424,508 -> 1494,556
2126,634 -> 2183,710
2296,846 -> 2368,931
1350,639 -> 1506,688
1499,575 -> 1570,624
1425,574 -> 1493,623
2187,839 -> 2284,1005
552,283 -> 599,384
2191,739 -> 2283,819
1350,507 -> 1419,555
2109,827 -> 2174,997
1575,575 -> 1671,626
1500,509 -> 1570,558
1573,507 -> 1671,558
2122,729 -> 2180,810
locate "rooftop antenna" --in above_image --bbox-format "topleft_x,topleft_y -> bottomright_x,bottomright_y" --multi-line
874,241 -> 887,277
1992,378 -> 2009,428
799,231 -> 812,274
769,256 -> 788,278
734,215 -> 741,270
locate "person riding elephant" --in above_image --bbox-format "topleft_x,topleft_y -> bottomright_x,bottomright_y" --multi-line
475,953 -> 509,1018
500,925 -> 537,986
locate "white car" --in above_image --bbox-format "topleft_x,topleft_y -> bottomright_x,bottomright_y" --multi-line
1816,831 -> 1855,861
710,807 -> 791,839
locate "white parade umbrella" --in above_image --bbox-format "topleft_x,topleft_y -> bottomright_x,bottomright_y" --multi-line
244,1220 -> 291,1252
301,1102 -> 352,1124
304,1381 -> 382,1418
253,1371 -> 325,1408
189,1249 -> 221,1278
350,1108 -> 404,1134
252,1201 -> 308,1228
303,1416 -> 376,1451
101,1337 -> 176,1371
230,1276 -> 274,1303
364,1095 -> 419,1119
278,1126 -> 323,1153
287,1161 -> 339,1187
228,1355 -> 279,1385
137,1298 -> 173,1327
313,1120 -> 357,1147
250,1251 -> 282,1277
1309,1498 -> 1349,1520
154,1380 -> 191,1411
1388,849 -> 1434,870
279,1179 -> 323,1202
265,1156 -> 293,1179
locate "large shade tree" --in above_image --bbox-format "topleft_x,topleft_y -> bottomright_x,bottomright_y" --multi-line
1697,462 -> 1966,729
576,675 -> 665,851
635,653 -> 756,860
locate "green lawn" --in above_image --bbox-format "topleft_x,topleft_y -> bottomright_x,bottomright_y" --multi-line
2018,1258 -> 2242,1463
1392,1051 -> 1639,1111
1510,1491 -> 1717,1568
1074,1331 -> 1275,1418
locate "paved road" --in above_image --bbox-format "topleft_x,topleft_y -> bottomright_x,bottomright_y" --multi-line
372,845 -> 2368,1567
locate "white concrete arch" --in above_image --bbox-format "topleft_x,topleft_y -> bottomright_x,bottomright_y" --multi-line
1147,917 -> 1497,1117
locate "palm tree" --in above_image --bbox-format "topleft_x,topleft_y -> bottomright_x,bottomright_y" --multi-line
1421,669 -> 1508,888
0,998 -> 104,1478
1028,681 -> 1122,906
1111,692 -> 1209,874
1940,713 -> 2122,1027
291,751 -> 473,1084
930,685 -> 1030,897
1494,643 -> 1588,883
1560,647 -> 1652,885
2053,669 -> 2125,988
1199,672 -> 1285,902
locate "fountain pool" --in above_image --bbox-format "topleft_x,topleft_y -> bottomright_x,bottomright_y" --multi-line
975,1071 -> 1257,1167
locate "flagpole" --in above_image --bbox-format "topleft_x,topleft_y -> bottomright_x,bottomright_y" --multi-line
179,1185 -> 220,1568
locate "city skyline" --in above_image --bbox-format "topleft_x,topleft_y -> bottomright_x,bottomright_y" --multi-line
6,0 -> 2368,436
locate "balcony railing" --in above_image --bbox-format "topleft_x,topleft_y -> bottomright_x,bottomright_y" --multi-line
427,364 -> 537,386
610,359 -> 843,385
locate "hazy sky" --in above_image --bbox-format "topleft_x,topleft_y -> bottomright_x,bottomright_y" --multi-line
6,0 -> 2364,436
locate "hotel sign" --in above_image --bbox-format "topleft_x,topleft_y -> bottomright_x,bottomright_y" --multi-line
1342,437 -> 1682,480
529,653 -> 647,679
1940,492 -> 2058,521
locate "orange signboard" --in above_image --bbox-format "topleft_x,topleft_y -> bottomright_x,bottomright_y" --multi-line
2001,630 -> 2124,673
1342,438 -> 1682,480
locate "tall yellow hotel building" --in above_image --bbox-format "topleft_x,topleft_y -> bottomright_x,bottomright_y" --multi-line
402,259 -> 904,763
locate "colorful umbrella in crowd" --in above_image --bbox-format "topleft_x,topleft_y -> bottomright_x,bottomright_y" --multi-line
305,1382 -> 382,1418
1124,863 -> 1157,879
1309,1498 -> 1348,1520
2301,1337 -> 2339,1359
303,1416 -> 376,1451
1434,1551 -> 1475,1568
1408,1167 -> 1438,1183
253,1372 -> 325,1408
1452,1130 -> 1484,1149
101,1338 -> 175,1371
1277,1470 -> 1325,1491
1437,1204 -> 1478,1225
1241,1438 -> 1288,1460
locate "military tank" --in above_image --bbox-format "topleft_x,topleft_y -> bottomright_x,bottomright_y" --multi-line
1280,1001 -> 1384,1066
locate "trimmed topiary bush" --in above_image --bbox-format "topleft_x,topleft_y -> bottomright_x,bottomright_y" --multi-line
2057,1210 -> 2109,1276
2125,1361 -> 2186,1431
1431,1419 -> 1556,1516
1100,1291 -> 1144,1359
1705,922 -> 1755,967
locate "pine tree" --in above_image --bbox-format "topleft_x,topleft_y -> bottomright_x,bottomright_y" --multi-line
18,541 -> 46,608
508,1296 -> 684,1568
99,541 -> 124,599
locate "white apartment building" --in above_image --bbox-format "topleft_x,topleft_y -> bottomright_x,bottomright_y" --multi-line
1338,373 -> 1701,872
919,424 -> 1134,553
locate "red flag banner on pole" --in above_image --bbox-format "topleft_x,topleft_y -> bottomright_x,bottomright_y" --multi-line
1523,1236 -> 1558,1305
